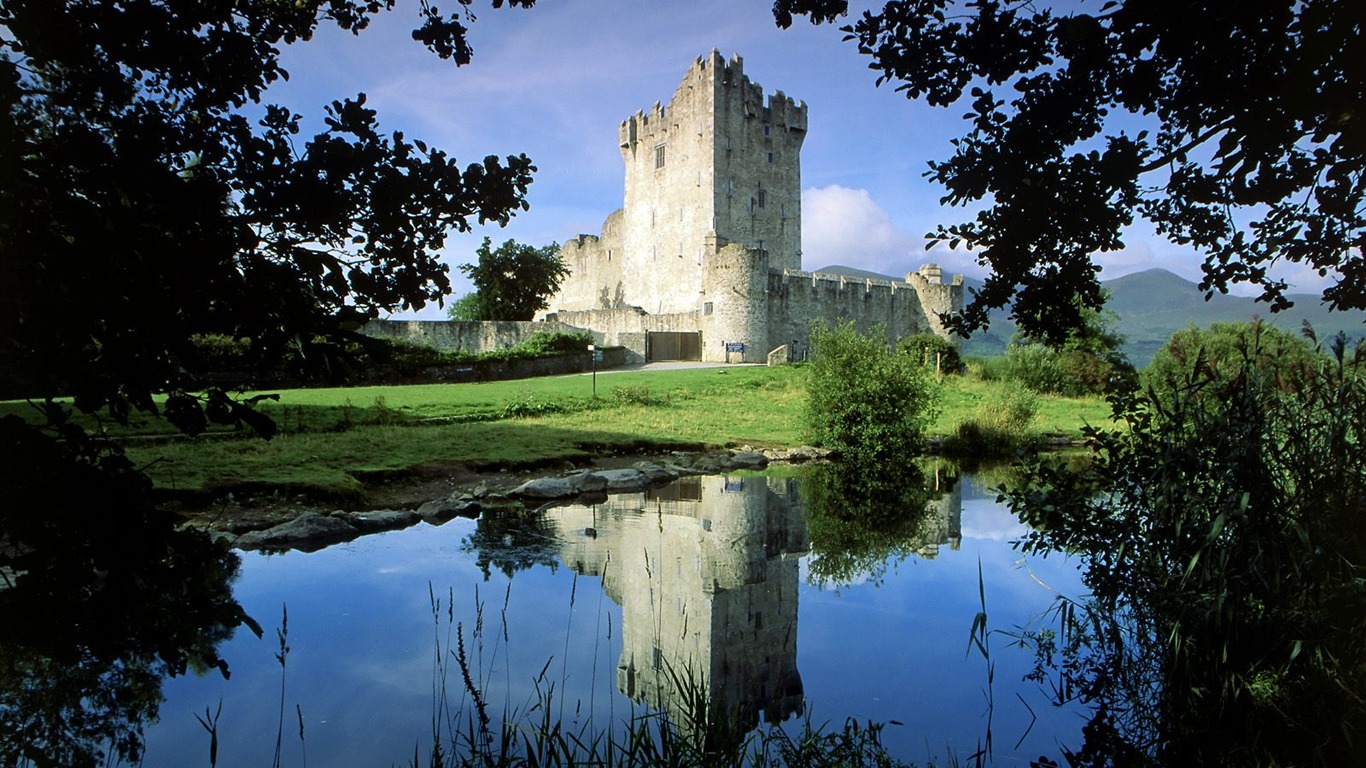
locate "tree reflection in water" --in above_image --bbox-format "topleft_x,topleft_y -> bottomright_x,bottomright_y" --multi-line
800,460 -> 961,587
0,416 -> 256,767
461,503 -> 564,580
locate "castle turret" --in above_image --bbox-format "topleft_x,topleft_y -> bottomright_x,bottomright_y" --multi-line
704,242 -> 769,363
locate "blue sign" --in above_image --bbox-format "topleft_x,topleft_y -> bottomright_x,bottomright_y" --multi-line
725,342 -> 745,353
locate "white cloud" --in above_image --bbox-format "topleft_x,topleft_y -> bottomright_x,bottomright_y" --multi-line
801,185 -> 981,279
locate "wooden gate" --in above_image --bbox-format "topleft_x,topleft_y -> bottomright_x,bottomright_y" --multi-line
646,332 -> 702,362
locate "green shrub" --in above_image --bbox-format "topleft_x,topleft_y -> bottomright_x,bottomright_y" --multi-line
515,331 -> 592,356
186,333 -> 254,370
1142,320 -> 1324,402
944,383 -> 1039,455
999,343 -> 1133,397
898,333 -> 964,374
804,321 -> 941,463
1007,333 -> 1366,763
611,385 -> 666,406
501,391 -> 576,419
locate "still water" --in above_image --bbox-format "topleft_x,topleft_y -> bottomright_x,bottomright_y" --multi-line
140,468 -> 1086,766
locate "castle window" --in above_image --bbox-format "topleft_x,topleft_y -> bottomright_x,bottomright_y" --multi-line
757,189 -> 766,209
780,203 -> 787,218
757,239 -> 765,250
763,124 -> 772,137
654,143 -> 666,169
749,197 -> 756,213
767,151 -> 774,163
704,301 -> 713,316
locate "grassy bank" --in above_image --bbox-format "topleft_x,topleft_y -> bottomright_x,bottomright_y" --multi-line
6,366 -> 1112,499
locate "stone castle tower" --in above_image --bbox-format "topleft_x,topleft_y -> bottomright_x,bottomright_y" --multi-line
543,52 -> 963,364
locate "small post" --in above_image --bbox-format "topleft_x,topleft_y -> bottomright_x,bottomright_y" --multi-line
588,344 -> 597,398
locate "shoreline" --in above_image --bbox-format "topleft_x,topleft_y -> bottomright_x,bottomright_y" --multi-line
177,445 -> 832,553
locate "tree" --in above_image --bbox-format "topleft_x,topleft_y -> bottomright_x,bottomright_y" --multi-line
1001,295 -> 1135,396
1142,319 -> 1324,400
1,0 -> 536,430
458,237 -> 568,321
446,291 -> 487,322
0,2 -> 537,731
781,0 -> 1364,346
804,321 -> 941,464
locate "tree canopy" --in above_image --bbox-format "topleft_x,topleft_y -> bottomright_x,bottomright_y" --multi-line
782,0 -> 1364,345
1,0 -> 535,424
456,237 -> 569,321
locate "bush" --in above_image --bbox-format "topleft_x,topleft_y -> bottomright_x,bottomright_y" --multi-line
997,343 -> 1133,397
515,331 -> 592,356
898,334 -> 964,374
1007,333 -> 1366,763
1142,320 -> 1324,401
804,321 -> 940,463
611,385 -> 666,406
186,333 -> 254,366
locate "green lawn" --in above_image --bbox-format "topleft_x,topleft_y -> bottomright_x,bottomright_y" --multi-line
5,365 -> 1114,498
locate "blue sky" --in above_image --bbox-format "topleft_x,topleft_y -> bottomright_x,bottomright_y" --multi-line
264,0 -> 1332,319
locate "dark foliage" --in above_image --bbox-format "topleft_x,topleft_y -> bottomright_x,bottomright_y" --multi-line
0,414 -> 258,767
1005,332 -> 1366,764
782,0 -> 1364,346
1,0 -> 535,428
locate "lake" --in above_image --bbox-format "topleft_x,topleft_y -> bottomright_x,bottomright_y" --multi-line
127,465 -> 1087,766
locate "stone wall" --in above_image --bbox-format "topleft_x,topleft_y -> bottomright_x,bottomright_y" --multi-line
767,265 -> 964,361
360,319 -> 584,352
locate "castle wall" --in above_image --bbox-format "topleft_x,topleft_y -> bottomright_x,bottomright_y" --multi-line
552,211 -> 627,311
767,266 -> 964,360
360,319 -> 584,352
547,308 -> 703,364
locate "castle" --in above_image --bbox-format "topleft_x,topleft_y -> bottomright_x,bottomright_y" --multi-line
540,51 -> 964,364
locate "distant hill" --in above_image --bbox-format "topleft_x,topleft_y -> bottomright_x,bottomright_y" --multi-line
813,264 -> 1366,367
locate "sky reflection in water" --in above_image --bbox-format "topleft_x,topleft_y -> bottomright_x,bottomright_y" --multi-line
143,469 -> 1085,767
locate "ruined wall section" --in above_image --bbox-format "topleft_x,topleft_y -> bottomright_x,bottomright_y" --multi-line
552,210 -> 627,312
711,53 -> 805,272
766,265 -> 965,360
905,263 -> 966,340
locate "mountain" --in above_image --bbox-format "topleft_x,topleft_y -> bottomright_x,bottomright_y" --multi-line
813,265 -> 1366,367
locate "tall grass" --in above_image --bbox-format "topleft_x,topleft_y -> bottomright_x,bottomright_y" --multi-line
407,583 -> 916,768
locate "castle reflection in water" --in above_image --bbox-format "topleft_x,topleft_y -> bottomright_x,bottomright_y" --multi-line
539,471 -> 963,733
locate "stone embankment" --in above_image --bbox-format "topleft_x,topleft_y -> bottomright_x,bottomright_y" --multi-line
216,446 -> 830,553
